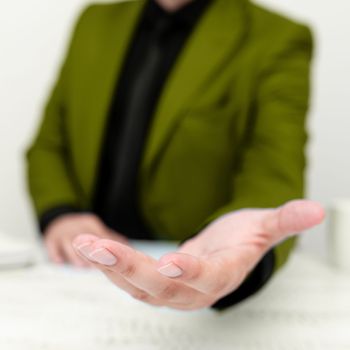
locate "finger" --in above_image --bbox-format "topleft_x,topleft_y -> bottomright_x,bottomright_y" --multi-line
73,237 -> 207,306
73,235 -> 180,306
103,263 -> 205,309
45,238 -> 65,265
70,234 -> 102,268
157,251 -> 241,298
262,200 -> 325,244
62,239 -> 89,268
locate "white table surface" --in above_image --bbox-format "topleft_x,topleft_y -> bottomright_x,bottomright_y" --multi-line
0,240 -> 349,350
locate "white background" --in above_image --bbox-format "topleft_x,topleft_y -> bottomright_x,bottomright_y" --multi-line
0,0 -> 349,259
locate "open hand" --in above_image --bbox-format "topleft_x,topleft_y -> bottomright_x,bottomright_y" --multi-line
72,200 -> 324,309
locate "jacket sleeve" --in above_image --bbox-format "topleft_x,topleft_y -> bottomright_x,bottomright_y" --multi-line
201,24 -> 313,309
25,6 -> 93,220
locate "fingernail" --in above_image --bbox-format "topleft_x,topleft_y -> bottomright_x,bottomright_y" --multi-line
76,242 -> 93,257
158,262 -> 183,278
89,248 -> 117,266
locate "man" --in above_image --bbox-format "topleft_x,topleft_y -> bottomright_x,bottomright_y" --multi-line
26,0 -> 324,310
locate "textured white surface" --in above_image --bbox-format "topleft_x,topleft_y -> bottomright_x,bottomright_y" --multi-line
0,241 -> 349,350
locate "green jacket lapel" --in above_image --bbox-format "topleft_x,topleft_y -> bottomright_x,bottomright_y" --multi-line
84,0 -> 146,197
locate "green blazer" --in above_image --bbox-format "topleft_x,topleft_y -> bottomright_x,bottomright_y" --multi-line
26,0 -> 313,271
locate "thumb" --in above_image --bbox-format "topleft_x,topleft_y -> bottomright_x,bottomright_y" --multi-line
262,200 -> 325,244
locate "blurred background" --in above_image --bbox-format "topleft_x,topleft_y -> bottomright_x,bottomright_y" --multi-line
0,0 -> 349,260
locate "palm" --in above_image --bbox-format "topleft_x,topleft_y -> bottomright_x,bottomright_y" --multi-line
73,200 -> 324,310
